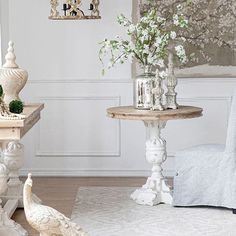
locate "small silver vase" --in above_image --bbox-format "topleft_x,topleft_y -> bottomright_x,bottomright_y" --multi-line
133,66 -> 155,110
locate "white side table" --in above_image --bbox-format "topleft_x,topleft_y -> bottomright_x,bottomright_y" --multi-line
107,106 -> 203,206
0,104 -> 44,235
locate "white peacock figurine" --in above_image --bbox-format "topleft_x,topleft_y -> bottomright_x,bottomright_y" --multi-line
23,173 -> 89,236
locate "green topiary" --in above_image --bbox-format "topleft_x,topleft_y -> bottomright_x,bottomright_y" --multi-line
9,100 -> 24,114
0,85 -> 3,97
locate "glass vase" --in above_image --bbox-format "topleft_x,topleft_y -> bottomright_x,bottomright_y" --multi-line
133,66 -> 155,110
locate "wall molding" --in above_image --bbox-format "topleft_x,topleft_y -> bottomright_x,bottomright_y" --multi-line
178,96 -> 232,102
36,151 -> 121,157
20,168 -> 175,177
27,77 -> 236,84
36,95 -> 231,159
36,96 -> 121,157
28,93 -> 232,177
37,96 -> 122,101
28,79 -> 133,84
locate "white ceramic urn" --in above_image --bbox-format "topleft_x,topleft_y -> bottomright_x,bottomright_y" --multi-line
0,41 -> 28,105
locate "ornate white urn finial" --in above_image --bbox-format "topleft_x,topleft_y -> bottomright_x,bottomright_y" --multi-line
0,41 -> 28,105
3,41 -> 19,69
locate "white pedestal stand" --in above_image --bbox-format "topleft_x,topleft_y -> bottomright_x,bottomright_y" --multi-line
0,141 -> 41,235
0,204 -> 27,236
0,146 -> 27,236
131,121 -> 173,206
107,106 -> 203,206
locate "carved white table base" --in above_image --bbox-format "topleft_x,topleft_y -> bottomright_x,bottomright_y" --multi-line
0,141 -> 42,236
0,104 -> 44,235
107,106 -> 203,206
0,204 -> 27,236
130,121 -> 173,206
1,141 -> 41,207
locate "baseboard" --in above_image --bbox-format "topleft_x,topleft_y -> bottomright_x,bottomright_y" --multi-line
20,169 -> 175,178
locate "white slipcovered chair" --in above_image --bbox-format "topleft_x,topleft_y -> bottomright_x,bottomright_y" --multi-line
173,91 -> 236,213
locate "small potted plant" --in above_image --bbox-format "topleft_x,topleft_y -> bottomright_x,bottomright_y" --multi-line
9,100 -> 24,114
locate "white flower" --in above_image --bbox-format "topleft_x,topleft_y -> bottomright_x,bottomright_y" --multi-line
159,70 -> 168,79
175,45 -> 184,51
156,16 -> 165,23
170,31 -> 177,39
142,30 -> 149,36
107,62 -> 113,69
173,15 -> 179,26
128,42 -> 135,51
117,14 -> 125,24
103,40 -> 112,51
143,45 -> 150,54
117,14 -> 129,26
147,55 -> 154,64
140,36 -> 145,43
141,16 -> 148,23
177,4 -> 183,11
149,21 -> 157,28
128,24 -> 136,34
175,45 -> 188,63
154,37 -> 162,47
156,59 -> 165,68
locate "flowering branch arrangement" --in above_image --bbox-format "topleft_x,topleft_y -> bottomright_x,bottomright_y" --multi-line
99,6 -> 189,75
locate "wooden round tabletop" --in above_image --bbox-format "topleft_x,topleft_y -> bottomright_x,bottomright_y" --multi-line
107,106 -> 203,121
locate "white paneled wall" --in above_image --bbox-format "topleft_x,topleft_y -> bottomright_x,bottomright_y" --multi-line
0,0 -> 235,176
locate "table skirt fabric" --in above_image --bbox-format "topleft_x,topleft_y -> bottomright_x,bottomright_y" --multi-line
173,144 -> 236,209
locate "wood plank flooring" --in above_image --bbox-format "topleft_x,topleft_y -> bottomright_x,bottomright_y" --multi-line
13,177 -> 148,236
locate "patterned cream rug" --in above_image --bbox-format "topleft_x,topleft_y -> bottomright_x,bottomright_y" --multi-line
71,187 -> 236,236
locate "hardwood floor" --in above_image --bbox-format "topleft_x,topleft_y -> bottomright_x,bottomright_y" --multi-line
13,177 -> 148,236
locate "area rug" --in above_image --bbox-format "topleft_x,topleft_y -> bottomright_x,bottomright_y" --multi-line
71,187 -> 236,236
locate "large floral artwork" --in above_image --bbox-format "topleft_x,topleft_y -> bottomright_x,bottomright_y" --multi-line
134,0 -> 236,77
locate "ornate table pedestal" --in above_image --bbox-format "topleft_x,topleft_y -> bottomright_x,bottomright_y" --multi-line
107,106 -> 203,206
0,104 -> 44,235
131,121 -> 172,206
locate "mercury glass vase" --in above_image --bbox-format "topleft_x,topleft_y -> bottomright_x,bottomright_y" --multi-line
133,66 -> 155,110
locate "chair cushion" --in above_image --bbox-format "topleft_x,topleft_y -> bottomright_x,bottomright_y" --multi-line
175,144 -> 225,171
173,144 -> 236,208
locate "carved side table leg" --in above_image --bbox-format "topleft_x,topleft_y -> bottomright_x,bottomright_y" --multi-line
130,121 -> 173,206
0,205 -> 28,236
4,142 -> 24,203
2,141 -> 41,210
0,161 -> 27,235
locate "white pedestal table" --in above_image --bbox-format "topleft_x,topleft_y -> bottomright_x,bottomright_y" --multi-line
0,104 -> 44,235
107,106 -> 203,206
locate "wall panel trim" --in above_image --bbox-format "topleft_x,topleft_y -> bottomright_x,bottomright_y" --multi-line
36,96 -> 121,157
27,77 -> 236,84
